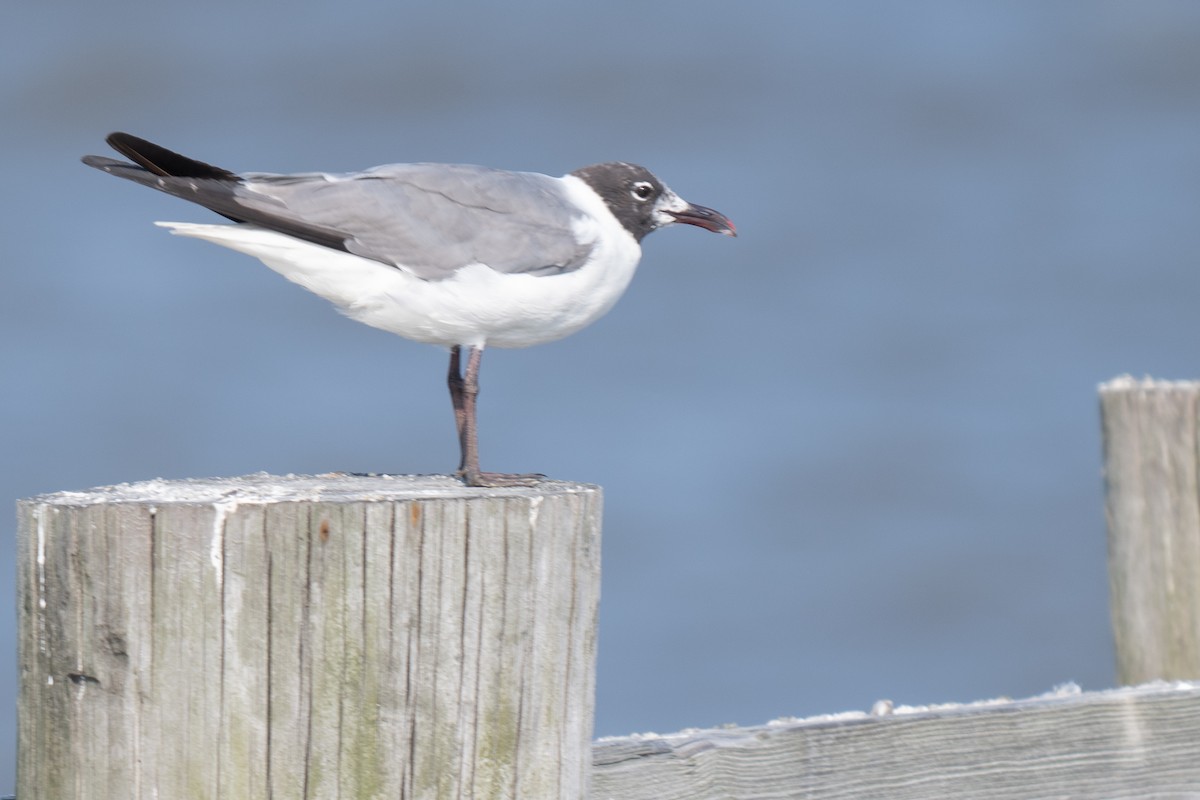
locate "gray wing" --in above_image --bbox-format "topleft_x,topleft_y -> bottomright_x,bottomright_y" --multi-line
240,164 -> 595,279
84,151 -> 594,280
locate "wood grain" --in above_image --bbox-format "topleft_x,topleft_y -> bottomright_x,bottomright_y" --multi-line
17,473 -> 601,800
1101,376 -> 1200,684
591,682 -> 1200,799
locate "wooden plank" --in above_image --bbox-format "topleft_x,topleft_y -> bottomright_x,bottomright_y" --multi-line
17,473 -> 602,800
16,498 -> 157,799
1100,376 -> 1200,683
149,502 -> 225,798
591,682 -> 1200,799
218,502 -> 270,800
263,498 -> 311,799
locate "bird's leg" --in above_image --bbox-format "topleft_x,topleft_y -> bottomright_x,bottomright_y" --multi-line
454,344 -> 544,488
458,345 -> 483,480
447,346 -> 468,472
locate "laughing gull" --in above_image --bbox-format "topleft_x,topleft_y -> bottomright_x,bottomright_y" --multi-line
83,132 -> 736,486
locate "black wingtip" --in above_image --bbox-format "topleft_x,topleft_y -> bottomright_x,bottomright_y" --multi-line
103,132 -> 240,181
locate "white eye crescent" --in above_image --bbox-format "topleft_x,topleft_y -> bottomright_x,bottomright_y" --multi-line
631,181 -> 654,201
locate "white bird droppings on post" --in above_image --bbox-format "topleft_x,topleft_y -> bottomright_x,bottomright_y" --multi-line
210,500 -> 239,589
35,505 -> 47,610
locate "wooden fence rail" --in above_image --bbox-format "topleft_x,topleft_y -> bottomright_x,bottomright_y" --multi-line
591,681 -> 1200,799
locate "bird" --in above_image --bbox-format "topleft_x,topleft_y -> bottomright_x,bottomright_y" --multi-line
83,132 -> 736,487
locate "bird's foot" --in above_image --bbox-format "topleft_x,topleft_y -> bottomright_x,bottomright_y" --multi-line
458,469 -> 546,488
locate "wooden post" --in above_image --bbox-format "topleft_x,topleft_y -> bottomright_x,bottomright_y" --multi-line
17,473 -> 602,800
1100,376 -> 1200,684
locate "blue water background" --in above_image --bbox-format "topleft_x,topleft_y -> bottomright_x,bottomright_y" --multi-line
3,1 -> 1200,790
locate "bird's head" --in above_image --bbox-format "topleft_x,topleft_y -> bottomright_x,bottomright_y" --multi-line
571,162 -> 736,242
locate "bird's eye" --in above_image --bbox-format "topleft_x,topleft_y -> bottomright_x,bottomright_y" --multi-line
631,181 -> 654,201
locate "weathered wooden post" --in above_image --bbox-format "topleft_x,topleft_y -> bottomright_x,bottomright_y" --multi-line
1100,376 -> 1200,684
17,473 -> 602,800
